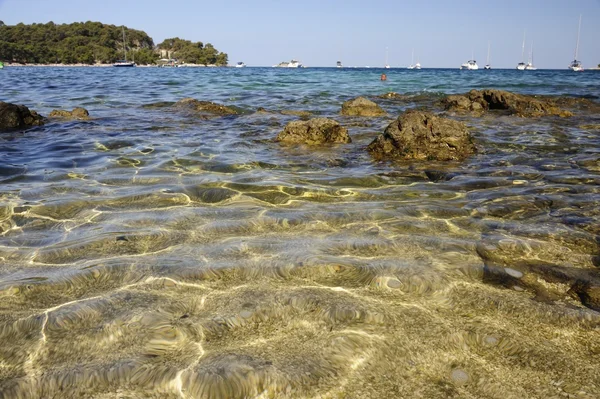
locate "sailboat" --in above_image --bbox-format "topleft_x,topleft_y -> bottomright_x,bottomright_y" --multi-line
415,53 -> 421,69
516,31 -> 527,70
484,42 -> 491,70
407,49 -> 414,69
113,26 -> 136,67
525,42 -> 537,70
384,47 -> 390,69
568,15 -> 584,71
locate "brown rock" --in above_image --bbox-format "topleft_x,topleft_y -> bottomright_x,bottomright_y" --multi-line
341,97 -> 386,117
367,110 -> 475,161
442,89 -> 573,117
276,118 -> 351,145
0,101 -> 44,130
174,98 -> 238,117
49,107 -> 90,119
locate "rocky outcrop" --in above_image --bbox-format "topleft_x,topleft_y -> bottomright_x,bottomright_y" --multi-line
49,107 -> 90,119
341,97 -> 386,117
173,98 -> 238,117
276,118 -> 351,145
442,89 -> 572,117
0,102 -> 44,130
367,110 -> 475,161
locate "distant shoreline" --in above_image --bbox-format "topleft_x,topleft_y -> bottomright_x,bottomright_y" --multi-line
1,63 -> 226,68
2,63 -> 599,70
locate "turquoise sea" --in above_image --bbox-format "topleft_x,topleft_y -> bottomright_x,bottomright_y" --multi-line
1,67 -> 599,398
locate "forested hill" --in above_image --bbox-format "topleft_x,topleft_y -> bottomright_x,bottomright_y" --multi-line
0,21 -> 228,65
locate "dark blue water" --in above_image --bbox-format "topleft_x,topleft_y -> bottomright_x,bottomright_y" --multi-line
0,66 -> 599,399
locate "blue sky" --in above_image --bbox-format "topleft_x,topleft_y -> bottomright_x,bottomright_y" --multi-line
1,0 -> 598,68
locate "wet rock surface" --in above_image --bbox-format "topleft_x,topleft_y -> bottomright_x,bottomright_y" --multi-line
442,89 -> 573,117
341,96 -> 387,117
0,101 -> 44,130
367,110 -> 475,161
49,107 -> 90,119
276,117 -> 351,145
173,98 -> 239,117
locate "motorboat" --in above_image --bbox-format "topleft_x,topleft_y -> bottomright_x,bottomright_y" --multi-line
414,62 -> 421,70
235,62 -> 246,68
336,60 -> 342,68
460,60 -> 479,70
568,15 -> 584,71
273,60 -> 303,68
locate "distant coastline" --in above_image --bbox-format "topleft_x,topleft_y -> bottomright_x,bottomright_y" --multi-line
0,21 -> 228,66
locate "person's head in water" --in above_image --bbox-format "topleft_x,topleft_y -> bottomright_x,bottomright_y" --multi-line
381,73 -> 387,81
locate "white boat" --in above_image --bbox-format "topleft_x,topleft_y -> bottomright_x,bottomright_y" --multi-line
113,26 -> 136,67
484,42 -> 491,70
336,60 -> 342,68
273,59 -> 303,68
460,60 -> 479,70
568,15 -> 584,71
525,42 -> 537,70
235,62 -> 246,68
516,31 -> 527,70
407,49 -> 417,69
384,47 -> 390,68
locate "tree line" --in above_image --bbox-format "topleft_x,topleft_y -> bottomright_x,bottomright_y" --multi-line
0,21 -> 228,66
157,37 -> 228,66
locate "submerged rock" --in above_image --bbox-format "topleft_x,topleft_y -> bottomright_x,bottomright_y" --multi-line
49,107 -> 90,119
442,89 -> 573,117
173,98 -> 238,117
0,101 -> 44,130
341,97 -> 387,117
280,110 -> 312,118
276,118 -> 351,145
367,110 -> 475,161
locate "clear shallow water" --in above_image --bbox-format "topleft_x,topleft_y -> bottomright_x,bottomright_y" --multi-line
1,67 -> 600,398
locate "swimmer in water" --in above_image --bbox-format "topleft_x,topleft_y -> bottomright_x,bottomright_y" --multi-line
381,74 -> 387,81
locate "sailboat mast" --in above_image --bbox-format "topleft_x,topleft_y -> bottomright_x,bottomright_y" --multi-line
487,42 -> 490,65
122,26 -> 127,62
530,41 -> 533,64
575,14 -> 581,60
385,47 -> 389,66
521,31 -> 526,63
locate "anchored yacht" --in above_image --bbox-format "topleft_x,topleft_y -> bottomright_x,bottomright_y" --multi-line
235,62 -> 246,68
484,42 -> 491,70
569,15 -> 584,71
460,60 -> 479,70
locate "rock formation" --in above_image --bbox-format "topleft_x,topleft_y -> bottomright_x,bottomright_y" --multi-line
276,118 -> 351,145
367,110 -> 475,161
